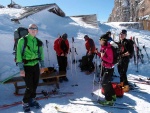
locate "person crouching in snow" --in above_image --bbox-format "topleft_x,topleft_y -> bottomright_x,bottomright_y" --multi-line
95,34 -> 116,105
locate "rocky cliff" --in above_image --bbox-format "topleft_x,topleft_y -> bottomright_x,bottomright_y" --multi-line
108,0 -> 150,22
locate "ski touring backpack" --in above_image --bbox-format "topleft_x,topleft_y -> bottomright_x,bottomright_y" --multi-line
101,82 -> 124,97
109,41 -> 120,64
13,27 -> 28,63
111,46 -> 121,64
127,39 -> 134,58
13,27 -> 28,52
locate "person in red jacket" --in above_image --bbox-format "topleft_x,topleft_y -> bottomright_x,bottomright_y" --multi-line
95,34 -> 116,105
54,33 -> 69,82
84,35 -> 96,74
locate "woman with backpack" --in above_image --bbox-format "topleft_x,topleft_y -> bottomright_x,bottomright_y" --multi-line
95,34 -> 116,105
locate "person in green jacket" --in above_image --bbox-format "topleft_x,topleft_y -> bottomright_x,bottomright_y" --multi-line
16,24 -> 45,112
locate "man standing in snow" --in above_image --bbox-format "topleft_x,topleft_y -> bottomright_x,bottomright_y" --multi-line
54,33 -> 70,82
84,35 -> 96,74
117,29 -> 130,92
16,24 -> 45,112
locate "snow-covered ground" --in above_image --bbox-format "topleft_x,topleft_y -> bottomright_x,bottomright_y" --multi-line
0,7 -> 150,113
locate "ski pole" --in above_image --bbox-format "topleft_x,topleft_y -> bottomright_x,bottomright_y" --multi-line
72,37 -> 75,63
74,48 -> 78,76
97,60 -> 103,101
143,45 -> 150,62
69,48 -> 73,76
46,40 -> 50,66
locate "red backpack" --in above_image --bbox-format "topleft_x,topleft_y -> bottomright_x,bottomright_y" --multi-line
101,82 -> 124,97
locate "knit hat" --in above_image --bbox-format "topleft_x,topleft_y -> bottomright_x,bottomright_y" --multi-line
121,29 -> 127,35
99,34 -> 108,41
84,35 -> 89,39
106,31 -> 111,35
62,33 -> 67,40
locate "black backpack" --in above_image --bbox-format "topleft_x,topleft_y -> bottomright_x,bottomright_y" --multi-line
111,46 -> 121,64
13,27 -> 28,52
127,39 -> 134,58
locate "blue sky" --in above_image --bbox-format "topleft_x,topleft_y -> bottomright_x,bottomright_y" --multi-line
0,0 -> 114,22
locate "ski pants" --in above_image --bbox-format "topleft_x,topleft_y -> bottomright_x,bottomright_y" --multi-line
117,57 -> 129,85
57,55 -> 67,73
101,67 -> 115,101
23,63 -> 40,103
87,53 -> 95,72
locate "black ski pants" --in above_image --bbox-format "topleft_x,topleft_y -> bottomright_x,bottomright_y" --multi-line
23,63 -> 40,103
101,67 -> 115,101
57,55 -> 67,73
117,57 -> 129,85
87,53 -> 95,72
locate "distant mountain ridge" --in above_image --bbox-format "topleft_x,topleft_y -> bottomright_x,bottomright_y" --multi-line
108,0 -> 150,22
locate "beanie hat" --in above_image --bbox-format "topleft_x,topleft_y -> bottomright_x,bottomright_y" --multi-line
106,31 -> 111,35
99,34 -> 108,41
62,33 -> 67,40
121,29 -> 127,35
84,35 -> 89,39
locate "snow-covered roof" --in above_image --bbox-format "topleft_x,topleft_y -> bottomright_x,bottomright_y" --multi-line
11,3 -> 65,22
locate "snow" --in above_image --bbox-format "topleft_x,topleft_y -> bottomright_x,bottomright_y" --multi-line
0,7 -> 150,113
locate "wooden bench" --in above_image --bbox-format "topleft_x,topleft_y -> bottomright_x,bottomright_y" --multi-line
3,72 -> 66,94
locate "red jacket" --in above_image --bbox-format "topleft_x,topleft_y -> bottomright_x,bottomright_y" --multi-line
54,37 -> 69,56
85,38 -> 96,53
97,43 -> 114,68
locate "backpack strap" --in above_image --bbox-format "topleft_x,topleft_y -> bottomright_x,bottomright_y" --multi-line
22,36 -> 27,57
35,37 -> 43,60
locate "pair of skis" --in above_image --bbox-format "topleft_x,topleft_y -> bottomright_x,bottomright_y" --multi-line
69,99 -> 135,110
129,77 -> 150,85
0,91 -> 74,110
132,37 -> 144,72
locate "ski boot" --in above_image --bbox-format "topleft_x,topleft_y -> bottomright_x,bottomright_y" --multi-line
29,98 -> 41,109
22,102 -> 30,113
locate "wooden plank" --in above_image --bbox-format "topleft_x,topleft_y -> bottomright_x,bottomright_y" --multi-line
2,72 -> 66,94
3,72 -> 66,84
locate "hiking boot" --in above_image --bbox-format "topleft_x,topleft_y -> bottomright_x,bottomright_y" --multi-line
99,100 -> 114,106
29,98 -> 41,109
112,95 -> 116,101
22,102 -> 30,112
123,85 -> 130,92
63,76 -> 68,82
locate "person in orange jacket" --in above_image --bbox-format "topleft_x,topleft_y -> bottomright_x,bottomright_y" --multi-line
54,33 -> 69,82
84,35 -> 96,74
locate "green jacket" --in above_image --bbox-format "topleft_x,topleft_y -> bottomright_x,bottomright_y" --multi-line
16,33 -> 44,70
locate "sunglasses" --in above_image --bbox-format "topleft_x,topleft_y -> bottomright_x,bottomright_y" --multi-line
29,27 -> 38,30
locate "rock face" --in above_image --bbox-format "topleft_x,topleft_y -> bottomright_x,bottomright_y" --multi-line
108,0 -> 150,22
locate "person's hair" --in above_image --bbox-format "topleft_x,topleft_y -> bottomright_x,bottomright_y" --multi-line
99,34 -> 108,46
28,24 -> 38,29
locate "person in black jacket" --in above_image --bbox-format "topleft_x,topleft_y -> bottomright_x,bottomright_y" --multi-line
117,29 -> 130,92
